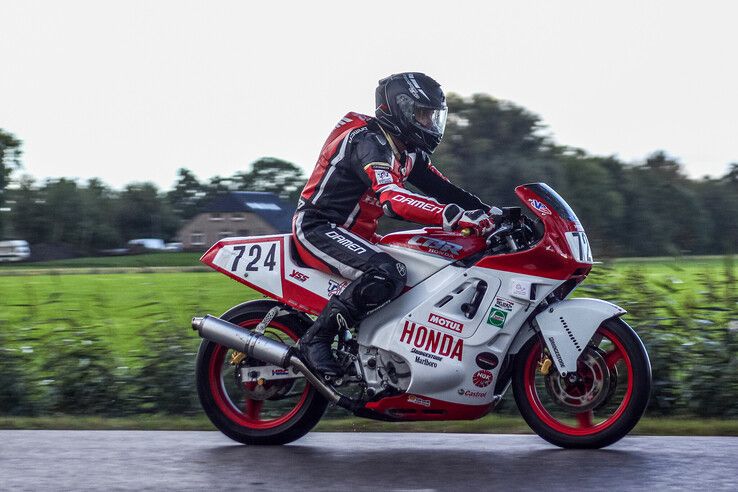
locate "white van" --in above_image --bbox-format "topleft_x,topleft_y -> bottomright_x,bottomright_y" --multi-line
0,240 -> 31,262
127,238 -> 166,250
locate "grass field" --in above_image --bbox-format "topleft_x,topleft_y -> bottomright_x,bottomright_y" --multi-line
0,271 -> 259,358
1,254 -> 734,431
0,252 -> 203,269
0,255 -> 731,360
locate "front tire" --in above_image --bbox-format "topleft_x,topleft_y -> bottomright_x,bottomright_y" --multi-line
196,302 -> 329,445
512,317 -> 651,449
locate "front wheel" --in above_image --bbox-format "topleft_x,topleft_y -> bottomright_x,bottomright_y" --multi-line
196,302 -> 329,445
512,317 -> 651,449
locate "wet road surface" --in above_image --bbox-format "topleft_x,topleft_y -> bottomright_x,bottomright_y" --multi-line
1,431 -> 736,491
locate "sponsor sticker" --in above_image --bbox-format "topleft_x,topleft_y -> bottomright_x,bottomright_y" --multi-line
400,321 -> 464,361
493,297 -> 514,312
427,313 -> 463,333
475,352 -> 499,370
458,388 -> 487,398
289,269 -> 309,282
407,395 -> 431,407
374,169 -> 393,185
528,198 -> 552,215
472,370 -> 493,388
510,279 -> 531,300
271,368 -> 290,376
327,279 -> 348,298
487,308 -> 508,328
408,235 -> 463,258
548,336 -> 565,368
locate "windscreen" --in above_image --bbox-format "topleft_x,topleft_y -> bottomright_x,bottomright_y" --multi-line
524,183 -> 581,223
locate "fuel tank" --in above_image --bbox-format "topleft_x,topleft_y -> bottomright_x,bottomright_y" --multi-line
377,228 -> 486,286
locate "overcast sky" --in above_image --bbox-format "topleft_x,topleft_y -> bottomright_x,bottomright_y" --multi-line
1,1 -> 737,190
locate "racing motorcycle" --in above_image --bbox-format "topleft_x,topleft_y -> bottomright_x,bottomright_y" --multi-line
191,183 -> 651,449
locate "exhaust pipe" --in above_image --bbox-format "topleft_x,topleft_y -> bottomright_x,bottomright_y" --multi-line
192,315 -> 343,405
192,315 -> 292,367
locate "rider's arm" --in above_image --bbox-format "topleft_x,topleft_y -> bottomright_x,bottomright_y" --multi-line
407,152 -> 490,212
352,135 -> 452,227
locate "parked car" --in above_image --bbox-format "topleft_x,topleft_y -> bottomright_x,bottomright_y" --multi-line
127,238 -> 166,251
0,240 -> 31,262
164,242 -> 183,252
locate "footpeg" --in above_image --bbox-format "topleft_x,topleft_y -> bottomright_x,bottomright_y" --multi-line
255,306 -> 281,334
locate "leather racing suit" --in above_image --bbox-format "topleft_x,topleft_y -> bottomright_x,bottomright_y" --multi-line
294,112 -> 488,375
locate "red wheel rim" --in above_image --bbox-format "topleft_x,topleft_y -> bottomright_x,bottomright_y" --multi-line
524,325 -> 633,436
208,319 -> 310,430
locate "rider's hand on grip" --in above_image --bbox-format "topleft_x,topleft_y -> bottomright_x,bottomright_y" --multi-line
443,204 -> 494,236
457,209 -> 494,236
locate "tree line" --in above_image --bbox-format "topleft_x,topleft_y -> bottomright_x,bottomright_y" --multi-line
1,93 -> 736,257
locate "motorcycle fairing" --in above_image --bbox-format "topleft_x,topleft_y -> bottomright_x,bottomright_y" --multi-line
201,234 -> 341,316
200,230 -> 474,316
356,263 -> 563,414
199,183 -> 610,420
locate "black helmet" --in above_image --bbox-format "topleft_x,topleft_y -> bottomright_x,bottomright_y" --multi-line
375,72 -> 448,154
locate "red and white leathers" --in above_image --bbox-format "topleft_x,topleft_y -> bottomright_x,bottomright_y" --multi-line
294,112 -> 490,376
294,112 -> 488,279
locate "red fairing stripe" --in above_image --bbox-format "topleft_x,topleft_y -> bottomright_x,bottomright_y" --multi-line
379,227 -> 485,261
365,393 -> 494,421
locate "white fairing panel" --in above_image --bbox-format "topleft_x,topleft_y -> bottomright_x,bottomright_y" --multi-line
359,264 -> 564,406
212,238 -> 284,297
377,244 -> 452,287
535,298 -> 626,373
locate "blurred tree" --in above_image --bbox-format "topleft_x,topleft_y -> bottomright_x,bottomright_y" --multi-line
0,129 -> 22,237
167,168 -> 207,220
45,178 -> 85,245
116,182 -> 179,240
236,157 -> 306,204
10,176 -> 49,244
79,178 -> 122,249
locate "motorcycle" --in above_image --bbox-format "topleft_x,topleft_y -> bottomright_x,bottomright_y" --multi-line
191,183 -> 651,449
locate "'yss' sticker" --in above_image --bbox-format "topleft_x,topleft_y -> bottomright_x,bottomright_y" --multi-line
487,308 -> 508,328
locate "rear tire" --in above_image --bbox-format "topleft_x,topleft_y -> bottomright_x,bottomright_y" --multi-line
512,317 -> 651,449
196,302 -> 328,445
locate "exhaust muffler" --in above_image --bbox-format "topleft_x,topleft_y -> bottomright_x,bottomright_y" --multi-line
192,315 -> 292,368
192,314 -> 344,406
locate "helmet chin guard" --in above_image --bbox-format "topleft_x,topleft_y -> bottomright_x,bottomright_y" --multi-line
375,72 -> 447,154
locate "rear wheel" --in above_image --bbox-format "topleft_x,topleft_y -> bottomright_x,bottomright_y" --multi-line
196,303 -> 328,445
512,317 -> 651,449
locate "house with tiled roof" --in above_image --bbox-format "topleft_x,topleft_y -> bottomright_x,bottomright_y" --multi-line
177,191 -> 295,250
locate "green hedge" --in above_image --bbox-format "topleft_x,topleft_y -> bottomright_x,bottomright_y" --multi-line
0,257 -> 735,418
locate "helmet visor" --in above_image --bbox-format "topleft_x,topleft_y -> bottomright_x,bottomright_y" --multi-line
414,106 -> 448,135
397,94 -> 447,136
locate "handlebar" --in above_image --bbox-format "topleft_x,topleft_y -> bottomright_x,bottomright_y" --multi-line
458,207 -> 541,252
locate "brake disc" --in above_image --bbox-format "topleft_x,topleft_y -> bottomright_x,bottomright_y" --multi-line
544,346 -> 611,412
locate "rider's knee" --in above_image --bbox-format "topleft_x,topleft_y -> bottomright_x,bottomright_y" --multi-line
348,252 -> 406,312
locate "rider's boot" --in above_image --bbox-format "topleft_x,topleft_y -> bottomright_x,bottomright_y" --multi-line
299,296 -> 354,378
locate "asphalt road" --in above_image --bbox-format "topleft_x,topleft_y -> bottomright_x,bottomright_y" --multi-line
1,431 -> 736,491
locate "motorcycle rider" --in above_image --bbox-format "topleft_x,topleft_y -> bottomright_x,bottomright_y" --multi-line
294,72 -> 496,377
